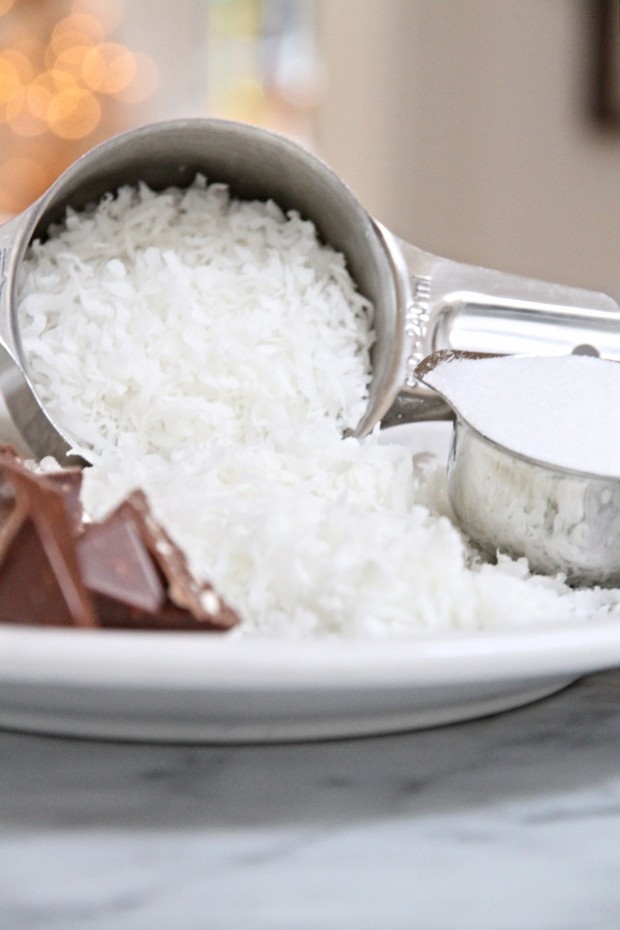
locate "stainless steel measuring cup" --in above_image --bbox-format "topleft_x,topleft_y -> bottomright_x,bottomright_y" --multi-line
1,117 -> 620,461
416,350 -> 620,586
448,419 -> 620,586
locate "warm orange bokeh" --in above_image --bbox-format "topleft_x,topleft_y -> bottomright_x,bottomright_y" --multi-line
0,0 -> 158,215
47,86 -> 101,139
82,42 -> 136,95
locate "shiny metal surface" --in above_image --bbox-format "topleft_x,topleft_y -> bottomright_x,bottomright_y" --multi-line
448,420 -> 620,586
0,120 -> 399,459
1,118 -> 620,460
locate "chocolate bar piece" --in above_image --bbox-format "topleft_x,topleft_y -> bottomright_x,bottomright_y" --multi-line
0,449 -> 240,632
0,445 -> 83,535
77,497 -> 238,631
45,469 -> 84,534
116,491 -> 238,628
0,459 -> 96,627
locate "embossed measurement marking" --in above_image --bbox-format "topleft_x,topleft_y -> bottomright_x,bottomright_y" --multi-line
405,274 -> 432,387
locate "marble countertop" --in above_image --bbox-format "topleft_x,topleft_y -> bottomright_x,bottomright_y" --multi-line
3,669 -> 620,930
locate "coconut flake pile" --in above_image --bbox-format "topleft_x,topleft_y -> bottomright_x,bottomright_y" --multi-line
17,178 -> 620,638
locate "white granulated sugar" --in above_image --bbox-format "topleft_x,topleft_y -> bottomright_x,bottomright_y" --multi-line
424,354 -> 620,475
17,180 -> 620,637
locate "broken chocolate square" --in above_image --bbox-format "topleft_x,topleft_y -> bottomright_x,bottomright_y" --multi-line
116,491 -> 239,629
45,469 -> 84,534
77,511 -> 166,614
0,460 -> 97,627
0,450 -> 240,632
77,493 -> 239,631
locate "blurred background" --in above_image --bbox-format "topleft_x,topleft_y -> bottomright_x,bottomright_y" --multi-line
1,0 -> 619,295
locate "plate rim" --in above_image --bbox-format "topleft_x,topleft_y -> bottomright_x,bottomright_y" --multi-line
2,615 -> 620,691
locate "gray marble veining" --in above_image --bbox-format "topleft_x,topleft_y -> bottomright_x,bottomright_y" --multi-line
3,670 -> 620,929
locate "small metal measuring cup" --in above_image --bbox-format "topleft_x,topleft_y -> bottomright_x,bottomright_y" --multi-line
449,422 -> 620,587
416,350 -> 620,587
1,117 -> 620,461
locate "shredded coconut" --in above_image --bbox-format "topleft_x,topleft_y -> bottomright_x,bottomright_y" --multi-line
16,179 -> 620,638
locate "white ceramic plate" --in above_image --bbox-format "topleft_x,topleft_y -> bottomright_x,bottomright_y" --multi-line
2,422 -> 620,743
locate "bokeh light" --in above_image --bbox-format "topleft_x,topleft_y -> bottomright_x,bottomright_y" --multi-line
0,0 -> 318,218
0,60 -> 24,113
82,42 -> 136,95
6,87 -> 48,136
26,69 -> 75,119
49,13 -> 105,55
0,0 -> 159,214
47,85 -> 101,138
50,44 -> 95,78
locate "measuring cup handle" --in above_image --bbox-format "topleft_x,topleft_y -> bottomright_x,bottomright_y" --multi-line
373,226 -> 620,430
0,215 -> 76,461
395,235 -> 620,373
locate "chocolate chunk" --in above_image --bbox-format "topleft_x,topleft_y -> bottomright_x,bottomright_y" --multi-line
78,491 -> 239,631
0,444 -> 26,465
90,592 -> 237,632
0,445 -> 28,531
117,491 -> 239,630
0,445 -> 84,534
0,463 -> 97,627
45,470 -> 84,534
77,512 -> 166,613
0,454 -> 240,633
